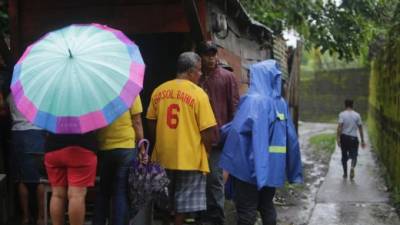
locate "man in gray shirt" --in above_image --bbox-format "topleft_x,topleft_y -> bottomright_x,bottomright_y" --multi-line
337,99 -> 366,180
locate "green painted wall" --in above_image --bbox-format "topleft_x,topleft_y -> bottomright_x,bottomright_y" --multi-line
368,21 -> 400,195
300,68 -> 369,122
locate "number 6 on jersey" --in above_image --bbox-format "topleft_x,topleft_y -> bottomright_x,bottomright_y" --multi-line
167,104 -> 180,129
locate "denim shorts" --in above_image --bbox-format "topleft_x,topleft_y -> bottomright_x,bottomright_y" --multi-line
10,130 -> 46,183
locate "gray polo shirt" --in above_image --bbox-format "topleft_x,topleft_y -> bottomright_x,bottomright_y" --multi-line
338,109 -> 362,137
8,95 -> 42,131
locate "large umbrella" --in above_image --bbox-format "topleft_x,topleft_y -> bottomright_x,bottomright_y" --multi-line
11,23 -> 145,133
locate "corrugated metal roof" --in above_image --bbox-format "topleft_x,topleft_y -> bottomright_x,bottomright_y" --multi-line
273,37 -> 289,80
212,0 -> 273,42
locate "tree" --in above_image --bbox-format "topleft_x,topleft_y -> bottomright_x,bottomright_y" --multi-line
240,0 -> 398,61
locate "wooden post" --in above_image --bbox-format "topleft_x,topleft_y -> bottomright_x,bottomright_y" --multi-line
8,0 -> 19,60
182,0 -> 205,45
0,32 -> 13,96
287,41 -> 302,133
0,33 -> 12,69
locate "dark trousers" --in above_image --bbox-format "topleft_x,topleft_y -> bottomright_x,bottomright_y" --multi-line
232,177 -> 276,225
340,134 -> 359,172
93,148 -> 136,225
204,148 -> 225,225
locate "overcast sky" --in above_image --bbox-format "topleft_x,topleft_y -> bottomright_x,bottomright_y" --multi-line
283,29 -> 300,47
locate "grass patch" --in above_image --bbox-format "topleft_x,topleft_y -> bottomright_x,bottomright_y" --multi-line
300,116 -> 338,123
392,187 -> 400,211
309,133 -> 336,155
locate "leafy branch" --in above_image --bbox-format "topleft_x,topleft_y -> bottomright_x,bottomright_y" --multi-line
240,0 -> 398,61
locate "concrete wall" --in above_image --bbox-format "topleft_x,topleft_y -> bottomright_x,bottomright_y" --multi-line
299,68 -> 370,122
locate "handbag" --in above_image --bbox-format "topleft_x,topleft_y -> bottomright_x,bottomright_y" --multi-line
128,139 -> 170,221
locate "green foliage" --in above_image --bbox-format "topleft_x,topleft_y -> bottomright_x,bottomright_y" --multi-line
0,0 -> 7,34
240,0 -> 398,61
301,48 -> 364,74
368,8 -> 400,207
309,133 -> 336,154
392,187 -> 400,209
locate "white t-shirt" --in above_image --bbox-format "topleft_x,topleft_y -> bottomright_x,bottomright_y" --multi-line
338,109 -> 362,137
8,95 -> 41,131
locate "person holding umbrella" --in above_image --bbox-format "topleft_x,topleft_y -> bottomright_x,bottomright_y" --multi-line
10,24 -> 146,225
44,129 -> 98,225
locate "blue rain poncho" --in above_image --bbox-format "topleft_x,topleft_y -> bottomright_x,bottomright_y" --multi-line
219,60 -> 303,189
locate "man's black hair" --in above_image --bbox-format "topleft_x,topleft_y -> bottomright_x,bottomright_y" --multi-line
196,41 -> 218,56
345,99 -> 353,108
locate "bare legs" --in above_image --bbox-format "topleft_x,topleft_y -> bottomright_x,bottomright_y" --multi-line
49,187 -> 66,225
174,213 -> 185,225
18,183 -> 45,224
68,187 -> 87,225
162,213 -> 189,225
36,184 -> 45,225
18,183 -> 30,224
49,186 -> 87,225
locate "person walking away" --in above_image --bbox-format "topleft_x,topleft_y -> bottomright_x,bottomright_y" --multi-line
93,95 -> 146,225
8,95 -> 46,225
146,52 -> 217,225
219,60 -> 303,225
197,41 -> 239,225
44,131 -> 97,225
337,99 -> 366,180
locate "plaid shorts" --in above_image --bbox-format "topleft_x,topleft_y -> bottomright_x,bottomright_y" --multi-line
166,170 -> 206,213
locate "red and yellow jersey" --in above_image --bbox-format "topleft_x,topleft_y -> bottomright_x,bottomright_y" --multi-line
146,79 -> 217,172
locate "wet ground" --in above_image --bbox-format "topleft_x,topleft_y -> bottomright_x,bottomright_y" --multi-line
276,122 -> 400,225
153,122 -> 400,225
274,122 -> 338,225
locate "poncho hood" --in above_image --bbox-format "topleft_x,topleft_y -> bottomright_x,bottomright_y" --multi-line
248,60 -> 281,98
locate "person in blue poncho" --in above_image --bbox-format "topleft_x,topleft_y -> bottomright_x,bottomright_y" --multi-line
219,60 -> 303,225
